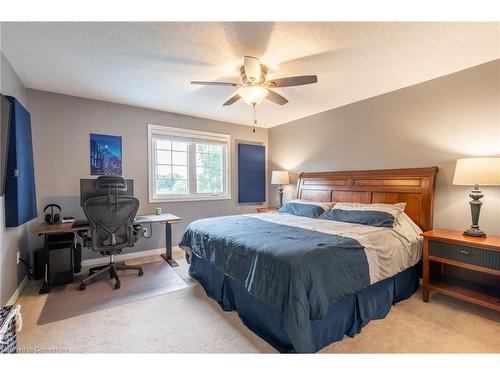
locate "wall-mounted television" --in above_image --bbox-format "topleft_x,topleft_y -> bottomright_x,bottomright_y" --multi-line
0,94 -> 12,197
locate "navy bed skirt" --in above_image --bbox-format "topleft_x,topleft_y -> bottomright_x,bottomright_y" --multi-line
189,255 -> 420,353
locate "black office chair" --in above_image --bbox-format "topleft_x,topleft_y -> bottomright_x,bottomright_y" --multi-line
80,176 -> 143,290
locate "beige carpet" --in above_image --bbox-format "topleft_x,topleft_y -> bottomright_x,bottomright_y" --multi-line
38,261 -> 187,325
16,249 -> 500,353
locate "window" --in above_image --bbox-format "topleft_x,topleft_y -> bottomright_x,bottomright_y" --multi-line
148,125 -> 231,202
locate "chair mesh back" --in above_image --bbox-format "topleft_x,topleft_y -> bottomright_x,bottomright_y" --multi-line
83,194 -> 139,252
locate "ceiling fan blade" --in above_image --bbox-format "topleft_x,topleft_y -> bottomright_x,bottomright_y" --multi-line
268,75 -> 318,87
191,81 -> 239,87
244,56 -> 261,83
222,93 -> 241,106
266,89 -> 288,105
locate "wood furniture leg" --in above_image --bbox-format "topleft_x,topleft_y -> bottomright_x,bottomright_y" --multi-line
161,222 -> 178,267
422,238 -> 430,302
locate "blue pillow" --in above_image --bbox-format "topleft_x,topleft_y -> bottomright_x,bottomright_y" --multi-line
278,200 -> 332,218
320,202 -> 405,228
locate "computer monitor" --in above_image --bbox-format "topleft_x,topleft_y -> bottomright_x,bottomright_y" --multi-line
80,178 -> 134,206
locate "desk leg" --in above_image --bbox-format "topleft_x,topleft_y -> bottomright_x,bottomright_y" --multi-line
74,243 -> 82,274
161,222 -> 178,267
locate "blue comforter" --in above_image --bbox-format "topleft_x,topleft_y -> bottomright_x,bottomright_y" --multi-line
179,215 -> 370,353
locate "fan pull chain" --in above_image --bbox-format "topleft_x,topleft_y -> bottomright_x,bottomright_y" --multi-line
252,103 -> 257,133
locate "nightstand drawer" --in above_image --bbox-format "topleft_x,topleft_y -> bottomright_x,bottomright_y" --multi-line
429,240 -> 500,270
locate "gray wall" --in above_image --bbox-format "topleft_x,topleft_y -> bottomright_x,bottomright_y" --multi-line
27,89 -> 269,260
269,60 -> 500,235
0,52 -> 32,306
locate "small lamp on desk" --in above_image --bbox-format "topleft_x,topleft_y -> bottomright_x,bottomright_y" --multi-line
452,157 -> 500,237
271,170 -> 289,208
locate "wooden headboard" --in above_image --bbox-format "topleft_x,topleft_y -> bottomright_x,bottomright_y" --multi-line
296,167 -> 439,231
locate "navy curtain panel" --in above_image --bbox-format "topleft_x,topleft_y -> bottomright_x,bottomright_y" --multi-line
238,143 -> 265,203
5,96 -> 37,227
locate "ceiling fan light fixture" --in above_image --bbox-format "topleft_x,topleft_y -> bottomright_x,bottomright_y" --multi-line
191,56 -> 317,108
238,86 -> 269,105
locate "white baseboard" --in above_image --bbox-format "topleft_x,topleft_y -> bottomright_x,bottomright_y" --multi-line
7,276 -> 28,306
81,247 -> 182,268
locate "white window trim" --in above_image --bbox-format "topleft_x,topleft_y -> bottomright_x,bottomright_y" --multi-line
148,124 -> 231,203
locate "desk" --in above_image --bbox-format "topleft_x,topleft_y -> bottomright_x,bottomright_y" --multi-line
132,214 -> 182,267
33,213 -> 182,267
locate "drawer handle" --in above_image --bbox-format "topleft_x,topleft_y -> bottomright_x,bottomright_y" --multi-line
459,249 -> 471,255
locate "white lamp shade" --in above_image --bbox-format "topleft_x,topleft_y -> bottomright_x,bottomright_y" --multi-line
238,86 -> 269,105
452,157 -> 500,186
271,170 -> 289,185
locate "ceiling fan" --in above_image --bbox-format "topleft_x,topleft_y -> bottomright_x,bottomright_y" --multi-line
191,56 -> 318,107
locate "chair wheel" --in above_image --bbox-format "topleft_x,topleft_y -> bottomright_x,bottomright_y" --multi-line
79,283 -> 86,291
138,269 -> 144,277
114,282 -> 121,289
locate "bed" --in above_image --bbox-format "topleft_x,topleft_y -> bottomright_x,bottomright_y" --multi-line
180,167 -> 438,353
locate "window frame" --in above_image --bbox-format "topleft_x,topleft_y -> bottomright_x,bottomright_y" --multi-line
148,124 -> 231,203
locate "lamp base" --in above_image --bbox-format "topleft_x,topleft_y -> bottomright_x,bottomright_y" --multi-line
463,228 -> 486,238
464,185 -> 486,238
278,186 -> 284,208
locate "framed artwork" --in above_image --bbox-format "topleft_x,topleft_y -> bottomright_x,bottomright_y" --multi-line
90,133 -> 122,176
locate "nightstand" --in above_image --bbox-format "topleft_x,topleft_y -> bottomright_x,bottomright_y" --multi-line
421,229 -> 500,312
256,207 -> 278,213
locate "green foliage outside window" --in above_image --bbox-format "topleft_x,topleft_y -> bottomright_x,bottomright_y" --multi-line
196,144 -> 223,194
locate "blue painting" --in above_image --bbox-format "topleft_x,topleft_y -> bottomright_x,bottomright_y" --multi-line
90,133 -> 122,176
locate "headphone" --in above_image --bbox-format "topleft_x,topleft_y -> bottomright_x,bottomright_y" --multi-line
44,204 -> 61,225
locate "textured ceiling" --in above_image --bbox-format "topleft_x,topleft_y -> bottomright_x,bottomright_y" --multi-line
1,22 -> 499,128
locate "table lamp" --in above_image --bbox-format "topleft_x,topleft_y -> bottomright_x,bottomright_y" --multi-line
271,170 -> 289,207
452,157 -> 500,237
